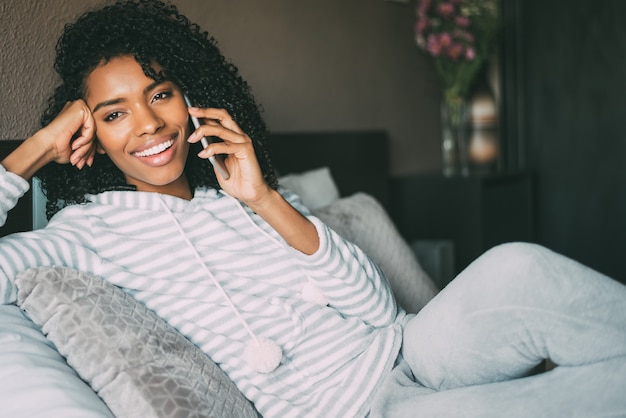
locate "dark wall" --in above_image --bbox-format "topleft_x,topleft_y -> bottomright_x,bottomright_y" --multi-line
517,0 -> 626,282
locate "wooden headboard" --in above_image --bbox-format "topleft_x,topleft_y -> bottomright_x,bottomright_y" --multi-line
269,131 -> 389,209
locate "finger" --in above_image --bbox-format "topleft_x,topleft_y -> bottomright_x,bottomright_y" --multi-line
70,148 -> 86,167
197,141 -> 229,158
188,124 -> 251,148
198,141 -> 253,162
71,132 -> 95,151
70,139 -> 95,166
188,107 -> 244,135
70,103 -> 96,150
86,147 -> 96,167
82,141 -> 97,167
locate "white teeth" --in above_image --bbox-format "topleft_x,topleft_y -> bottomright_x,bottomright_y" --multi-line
133,139 -> 174,157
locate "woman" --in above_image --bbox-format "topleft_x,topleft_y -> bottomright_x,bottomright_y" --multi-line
1,1 -> 625,417
1,1 -> 402,416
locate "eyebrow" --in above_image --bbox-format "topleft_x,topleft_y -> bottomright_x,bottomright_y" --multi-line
92,80 -> 164,113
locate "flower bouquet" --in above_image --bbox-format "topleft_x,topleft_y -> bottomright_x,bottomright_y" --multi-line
415,0 -> 500,175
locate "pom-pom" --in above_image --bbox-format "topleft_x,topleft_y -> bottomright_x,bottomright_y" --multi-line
301,281 -> 328,306
244,337 -> 282,373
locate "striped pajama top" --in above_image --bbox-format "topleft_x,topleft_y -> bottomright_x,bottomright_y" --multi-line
0,165 -> 405,417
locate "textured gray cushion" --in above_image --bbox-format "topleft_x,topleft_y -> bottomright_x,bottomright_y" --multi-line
15,266 -> 259,418
312,193 -> 439,313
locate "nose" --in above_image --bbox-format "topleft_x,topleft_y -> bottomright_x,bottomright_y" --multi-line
134,103 -> 164,136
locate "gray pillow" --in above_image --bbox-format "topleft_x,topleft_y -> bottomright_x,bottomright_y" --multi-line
16,266 -> 259,418
312,193 -> 439,313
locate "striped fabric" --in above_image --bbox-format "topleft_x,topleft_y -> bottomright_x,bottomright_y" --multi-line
0,167 -> 405,417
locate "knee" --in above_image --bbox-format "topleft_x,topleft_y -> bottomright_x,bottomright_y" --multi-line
435,242 -> 558,312
462,242 -> 551,286
479,242 -> 549,269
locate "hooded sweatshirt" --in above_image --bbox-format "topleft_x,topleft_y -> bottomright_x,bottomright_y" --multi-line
0,165 -> 405,417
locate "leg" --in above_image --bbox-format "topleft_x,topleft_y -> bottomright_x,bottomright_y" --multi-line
370,355 -> 626,417
402,243 -> 626,391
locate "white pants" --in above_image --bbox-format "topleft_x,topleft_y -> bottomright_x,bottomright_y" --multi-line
371,243 -> 626,417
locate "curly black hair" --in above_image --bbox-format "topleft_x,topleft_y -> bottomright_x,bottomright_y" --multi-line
36,0 -> 277,219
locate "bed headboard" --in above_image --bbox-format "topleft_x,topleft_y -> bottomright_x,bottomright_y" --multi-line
269,131 -> 389,209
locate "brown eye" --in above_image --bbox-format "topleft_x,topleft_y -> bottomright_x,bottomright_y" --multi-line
153,90 -> 173,102
104,111 -> 122,122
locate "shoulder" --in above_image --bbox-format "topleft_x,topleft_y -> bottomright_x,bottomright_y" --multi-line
45,201 -> 95,228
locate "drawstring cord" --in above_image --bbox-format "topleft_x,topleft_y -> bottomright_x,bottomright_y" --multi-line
158,196 -> 282,373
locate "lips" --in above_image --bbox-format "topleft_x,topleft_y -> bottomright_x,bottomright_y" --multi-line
132,138 -> 175,157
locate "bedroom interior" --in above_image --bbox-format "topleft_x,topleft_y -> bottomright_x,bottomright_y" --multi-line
2,0 -> 624,283
1,0 -> 624,416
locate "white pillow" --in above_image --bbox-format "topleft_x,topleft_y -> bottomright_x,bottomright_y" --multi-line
278,167 -> 340,210
312,193 -> 439,313
0,304 -> 114,417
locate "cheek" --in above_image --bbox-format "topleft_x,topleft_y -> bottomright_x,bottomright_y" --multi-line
93,122 -> 130,154
172,109 -> 191,133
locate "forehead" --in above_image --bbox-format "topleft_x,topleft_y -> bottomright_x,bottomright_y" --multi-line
85,56 -> 156,101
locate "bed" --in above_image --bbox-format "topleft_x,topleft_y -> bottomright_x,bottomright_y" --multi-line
0,132 -> 438,417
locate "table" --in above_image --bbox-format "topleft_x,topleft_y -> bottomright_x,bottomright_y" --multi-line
390,172 -> 534,283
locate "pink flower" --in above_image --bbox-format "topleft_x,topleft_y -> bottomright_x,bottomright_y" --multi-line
447,43 -> 464,60
439,32 -> 452,48
416,18 -> 429,35
414,0 -> 500,97
437,2 -> 455,19
455,15 -> 470,27
417,0 -> 431,15
427,34 -> 443,56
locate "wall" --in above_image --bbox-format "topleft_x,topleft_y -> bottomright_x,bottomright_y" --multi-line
0,0 -> 441,175
521,0 -> 626,282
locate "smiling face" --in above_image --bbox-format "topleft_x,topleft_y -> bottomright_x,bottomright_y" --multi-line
85,56 -> 192,199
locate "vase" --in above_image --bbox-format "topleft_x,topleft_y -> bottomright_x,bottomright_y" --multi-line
440,96 -> 469,176
468,88 -> 499,174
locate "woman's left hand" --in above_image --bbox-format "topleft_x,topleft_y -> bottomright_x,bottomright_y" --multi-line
187,106 -> 319,255
186,107 -> 271,206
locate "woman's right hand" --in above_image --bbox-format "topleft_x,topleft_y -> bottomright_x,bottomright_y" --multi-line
37,100 -> 97,168
1,100 -> 97,180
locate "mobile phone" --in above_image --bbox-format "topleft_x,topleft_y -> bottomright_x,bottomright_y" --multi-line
184,94 -> 230,180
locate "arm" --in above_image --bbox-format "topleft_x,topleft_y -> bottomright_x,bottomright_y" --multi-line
234,186 -> 400,327
285,191 -> 399,326
0,208 -> 99,304
1,100 -> 96,181
187,107 -> 319,255
245,188 -> 319,255
0,101 -> 99,298
188,107 -> 396,325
